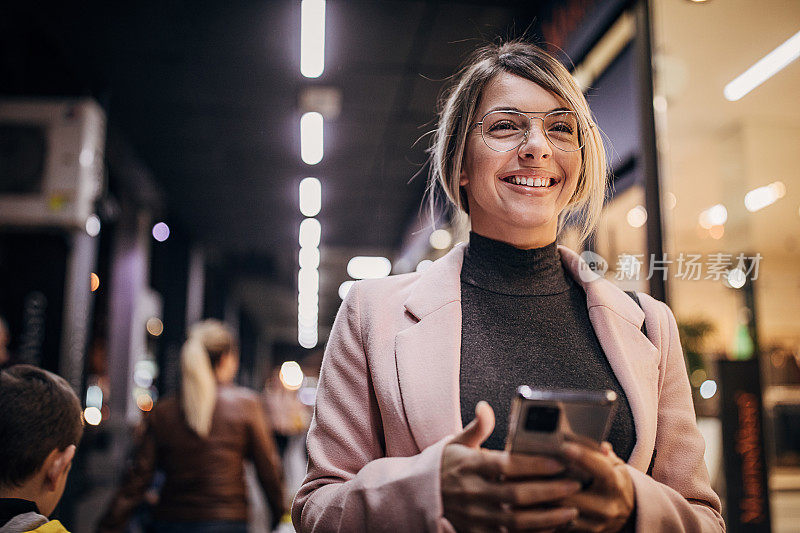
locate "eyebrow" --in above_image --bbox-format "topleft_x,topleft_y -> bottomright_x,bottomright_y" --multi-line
484,105 -> 571,114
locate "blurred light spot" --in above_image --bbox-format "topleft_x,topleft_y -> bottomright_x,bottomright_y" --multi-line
299,386 -> 317,406
136,392 -> 154,412
298,267 -> 320,294
347,256 -> 391,279
709,224 -> 724,240
699,204 -> 727,229
85,385 -> 103,409
626,205 -> 647,228
745,181 -> 786,212
301,112 -> 324,165
90,273 -> 100,292
416,259 -> 433,272
690,368 -> 707,388
85,215 -> 101,237
84,406 -> 102,426
299,177 -> 322,217
300,0 -> 325,78
152,222 -> 170,242
299,218 -> 321,248
134,366 -> 154,388
280,361 -> 304,390
338,280 -> 355,300
429,229 -> 452,250
699,379 -> 717,399
146,317 -> 164,337
79,148 -> 94,167
666,192 -> 677,210
299,246 -> 320,270
727,268 -> 746,289
653,95 -> 668,113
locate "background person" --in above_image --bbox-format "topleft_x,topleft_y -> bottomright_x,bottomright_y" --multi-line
0,364 -> 84,533
292,41 -> 723,532
97,319 -> 285,533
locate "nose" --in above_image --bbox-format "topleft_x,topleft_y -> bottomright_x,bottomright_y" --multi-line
517,119 -> 553,160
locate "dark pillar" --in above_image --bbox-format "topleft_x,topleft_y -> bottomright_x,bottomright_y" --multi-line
634,0 -> 667,304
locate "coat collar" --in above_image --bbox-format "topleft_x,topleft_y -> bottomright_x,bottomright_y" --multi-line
396,243 -> 655,470
403,243 -> 645,328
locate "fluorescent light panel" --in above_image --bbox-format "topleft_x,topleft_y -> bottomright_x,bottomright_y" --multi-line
301,0 -> 326,78
347,256 -> 392,279
299,177 -> 321,216
724,30 -> 800,101
299,218 -> 321,248
300,112 -> 324,165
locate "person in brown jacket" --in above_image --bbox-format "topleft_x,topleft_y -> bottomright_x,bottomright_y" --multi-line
97,319 -> 285,533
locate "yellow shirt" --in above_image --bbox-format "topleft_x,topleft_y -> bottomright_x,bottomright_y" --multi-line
26,520 -> 69,533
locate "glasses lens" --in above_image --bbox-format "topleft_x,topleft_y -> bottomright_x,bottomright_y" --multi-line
543,111 -> 582,152
481,111 -> 529,152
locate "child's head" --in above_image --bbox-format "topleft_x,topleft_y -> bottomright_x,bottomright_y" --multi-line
0,365 -> 83,515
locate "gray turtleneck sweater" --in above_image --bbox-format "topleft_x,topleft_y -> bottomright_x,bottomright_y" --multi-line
459,232 -> 636,460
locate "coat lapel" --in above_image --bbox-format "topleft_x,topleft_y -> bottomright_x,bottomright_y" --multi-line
395,245 -> 465,452
558,246 -> 660,470
394,243 -> 658,469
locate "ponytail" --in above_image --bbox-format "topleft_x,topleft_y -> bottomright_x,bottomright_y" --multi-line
180,319 -> 235,437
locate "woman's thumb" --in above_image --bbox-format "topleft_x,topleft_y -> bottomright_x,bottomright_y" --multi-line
452,401 -> 495,448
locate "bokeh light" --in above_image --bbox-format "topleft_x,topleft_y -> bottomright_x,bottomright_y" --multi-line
90,273 -> 100,292
84,406 -> 102,426
152,222 -> 170,242
280,361 -> 304,390
146,317 -> 164,336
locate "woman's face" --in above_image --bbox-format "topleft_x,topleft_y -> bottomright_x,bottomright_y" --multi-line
460,72 -> 582,248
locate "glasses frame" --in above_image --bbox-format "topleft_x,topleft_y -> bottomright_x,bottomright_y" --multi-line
473,109 -> 585,153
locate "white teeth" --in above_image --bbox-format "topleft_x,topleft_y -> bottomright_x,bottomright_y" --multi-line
505,176 -> 557,187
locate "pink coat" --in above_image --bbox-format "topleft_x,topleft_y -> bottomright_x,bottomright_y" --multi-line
292,244 -> 725,532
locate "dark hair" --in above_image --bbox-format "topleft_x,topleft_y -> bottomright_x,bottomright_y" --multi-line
0,365 -> 83,487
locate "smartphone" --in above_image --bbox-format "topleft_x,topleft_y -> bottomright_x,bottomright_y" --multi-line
505,386 -> 617,456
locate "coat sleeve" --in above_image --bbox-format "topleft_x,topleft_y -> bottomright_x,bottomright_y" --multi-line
291,282 -> 453,533
628,299 -> 726,532
245,394 -> 287,522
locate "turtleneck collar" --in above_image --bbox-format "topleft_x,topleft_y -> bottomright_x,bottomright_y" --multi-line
460,231 -> 571,296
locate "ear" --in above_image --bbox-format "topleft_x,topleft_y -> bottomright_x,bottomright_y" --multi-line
44,445 -> 76,491
459,169 -> 469,187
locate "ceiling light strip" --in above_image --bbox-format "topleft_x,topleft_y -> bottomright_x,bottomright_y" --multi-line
724,30 -> 800,101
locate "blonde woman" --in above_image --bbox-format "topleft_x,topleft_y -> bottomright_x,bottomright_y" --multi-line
98,320 -> 285,533
293,41 -> 723,532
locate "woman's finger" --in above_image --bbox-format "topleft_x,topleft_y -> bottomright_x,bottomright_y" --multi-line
560,492 -> 618,520
448,503 -> 579,531
452,401 -> 496,448
473,449 -> 566,480
467,477 -> 582,506
561,443 -> 615,485
563,515 -> 607,533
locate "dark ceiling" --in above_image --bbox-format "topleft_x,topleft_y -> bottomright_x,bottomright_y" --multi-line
1,0 -> 563,345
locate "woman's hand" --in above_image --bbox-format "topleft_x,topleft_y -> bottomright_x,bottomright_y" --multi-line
559,441 -> 635,533
441,402 -> 581,532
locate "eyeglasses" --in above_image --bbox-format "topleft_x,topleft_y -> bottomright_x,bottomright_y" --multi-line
473,109 -> 584,153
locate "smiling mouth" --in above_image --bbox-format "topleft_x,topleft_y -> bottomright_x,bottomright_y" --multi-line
500,175 -> 559,188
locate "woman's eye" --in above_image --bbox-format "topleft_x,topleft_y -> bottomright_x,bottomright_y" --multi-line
548,122 -> 574,134
488,121 -> 519,131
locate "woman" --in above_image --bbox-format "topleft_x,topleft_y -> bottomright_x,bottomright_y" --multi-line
98,320 -> 285,533
292,41 -> 724,532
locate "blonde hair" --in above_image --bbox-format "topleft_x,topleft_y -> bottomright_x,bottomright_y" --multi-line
180,319 -> 235,437
429,40 -> 607,245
